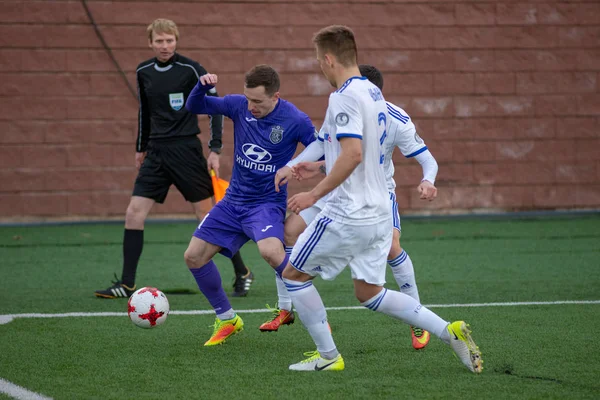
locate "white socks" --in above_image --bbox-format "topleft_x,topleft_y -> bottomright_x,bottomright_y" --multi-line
274,274 -> 292,311
282,278 -> 338,357
388,250 -> 420,302
216,308 -> 235,321
362,288 -> 449,343
274,246 -> 294,311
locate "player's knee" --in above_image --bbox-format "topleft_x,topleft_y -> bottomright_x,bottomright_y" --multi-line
257,239 -> 285,267
355,287 -> 373,303
388,239 -> 402,258
281,265 -> 308,282
282,265 -> 311,282
283,225 -> 296,247
183,248 -> 195,267
283,229 -> 297,247
281,265 -> 294,280
184,248 -> 207,269
259,249 -> 279,267
258,247 -> 283,268
354,282 -> 384,304
355,289 -> 373,304
283,214 -> 305,247
125,204 -> 147,228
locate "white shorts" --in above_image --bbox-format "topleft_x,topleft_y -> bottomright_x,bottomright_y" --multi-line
290,213 -> 393,285
301,195 -> 400,231
389,191 -> 401,232
298,197 -> 326,226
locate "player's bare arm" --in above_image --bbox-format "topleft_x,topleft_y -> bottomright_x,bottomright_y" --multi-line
288,138 -> 361,213
291,161 -> 325,181
418,180 -> 437,201
309,137 -> 361,200
282,139 -> 325,187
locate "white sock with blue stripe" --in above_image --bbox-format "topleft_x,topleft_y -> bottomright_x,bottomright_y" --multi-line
361,288 -> 449,343
283,278 -> 338,358
274,274 -> 292,311
388,250 -> 420,303
273,246 -> 294,311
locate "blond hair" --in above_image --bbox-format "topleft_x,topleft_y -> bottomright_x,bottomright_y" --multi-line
147,18 -> 179,41
312,25 -> 358,67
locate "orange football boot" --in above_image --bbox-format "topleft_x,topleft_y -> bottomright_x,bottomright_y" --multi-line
410,326 -> 431,350
259,307 -> 295,332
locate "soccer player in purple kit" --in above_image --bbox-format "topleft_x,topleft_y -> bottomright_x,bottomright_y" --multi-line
184,64 -> 317,346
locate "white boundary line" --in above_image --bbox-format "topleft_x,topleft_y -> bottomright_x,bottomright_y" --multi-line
1,300 -> 598,325
0,378 -> 52,400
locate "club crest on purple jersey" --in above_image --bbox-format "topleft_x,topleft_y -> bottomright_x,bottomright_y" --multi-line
270,125 -> 284,144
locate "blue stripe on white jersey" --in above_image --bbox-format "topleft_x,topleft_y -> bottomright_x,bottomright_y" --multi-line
336,133 -> 362,140
336,76 -> 368,93
387,104 -> 409,124
405,146 -> 428,158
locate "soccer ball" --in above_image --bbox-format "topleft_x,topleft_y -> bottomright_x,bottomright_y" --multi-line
127,287 -> 169,328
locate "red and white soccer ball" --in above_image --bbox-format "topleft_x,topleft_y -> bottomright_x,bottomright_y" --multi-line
128,287 -> 170,329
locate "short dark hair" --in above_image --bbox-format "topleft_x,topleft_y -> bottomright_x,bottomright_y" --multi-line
244,64 -> 280,96
359,64 -> 384,91
312,25 -> 358,67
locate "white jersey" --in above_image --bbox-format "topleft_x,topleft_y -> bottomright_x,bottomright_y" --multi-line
317,76 -> 389,225
382,102 -> 428,191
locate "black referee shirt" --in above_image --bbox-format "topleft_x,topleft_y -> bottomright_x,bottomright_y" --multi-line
135,53 -> 223,153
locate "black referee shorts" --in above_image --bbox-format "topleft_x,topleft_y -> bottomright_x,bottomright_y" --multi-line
133,135 -> 214,204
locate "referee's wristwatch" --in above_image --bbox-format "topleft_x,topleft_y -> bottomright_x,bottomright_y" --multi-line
210,147 -> 222,155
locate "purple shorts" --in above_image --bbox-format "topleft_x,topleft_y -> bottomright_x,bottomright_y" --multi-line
193,200 -> 286,258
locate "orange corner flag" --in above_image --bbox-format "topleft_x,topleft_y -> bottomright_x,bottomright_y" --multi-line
210,170 -> 229,203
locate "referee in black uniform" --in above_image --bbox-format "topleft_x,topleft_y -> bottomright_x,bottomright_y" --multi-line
95,19 -> 254,299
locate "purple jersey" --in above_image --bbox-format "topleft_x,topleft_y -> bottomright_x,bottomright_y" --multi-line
187,84 -> 316,209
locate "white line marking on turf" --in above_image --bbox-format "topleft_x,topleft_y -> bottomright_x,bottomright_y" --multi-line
0,378 -> 53,400
0,300 -> 598,325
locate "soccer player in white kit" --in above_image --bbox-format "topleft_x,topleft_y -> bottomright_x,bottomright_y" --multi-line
279,25 -> 483,373
279,64 -> 440,349
361,64 -> 439,348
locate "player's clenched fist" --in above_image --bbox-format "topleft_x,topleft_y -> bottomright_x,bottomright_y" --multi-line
418,180 -> 437,201
200,73 -> 218,86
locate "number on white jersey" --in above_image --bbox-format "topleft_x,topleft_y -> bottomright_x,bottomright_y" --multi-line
378,112 -> 387,165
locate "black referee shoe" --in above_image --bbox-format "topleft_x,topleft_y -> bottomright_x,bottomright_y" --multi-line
94,274 -> 136,299
231,271 -> 254,297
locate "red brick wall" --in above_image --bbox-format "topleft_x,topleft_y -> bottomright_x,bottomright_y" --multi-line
1,0 -> 599,219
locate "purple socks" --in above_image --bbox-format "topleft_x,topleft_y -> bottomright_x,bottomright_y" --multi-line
274,254 -> 290,278
189,260 -> 231,314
